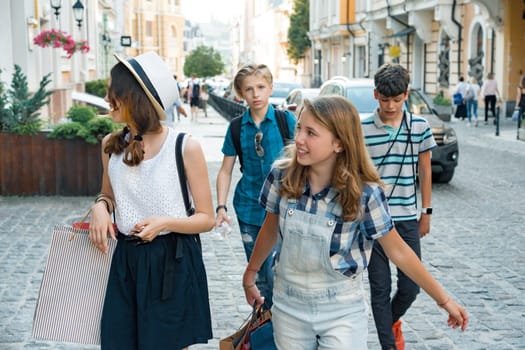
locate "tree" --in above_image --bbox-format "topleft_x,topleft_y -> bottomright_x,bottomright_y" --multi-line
287,0 -> 311,64
183,45 -> 224,78
0,65 -> 53,134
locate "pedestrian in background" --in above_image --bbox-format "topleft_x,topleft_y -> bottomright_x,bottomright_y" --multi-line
90,52 -> 215,349
215,63 -> 296,308
243,95 -> 468,349
362,63 -> 436,350
166,74 -> 187,123
466,77 -> 481,127
481,72 -> 500,125
513,75 -> 525,123
201,83 -> 209,118
188,74 -> 201,122
454,76 -> 468,120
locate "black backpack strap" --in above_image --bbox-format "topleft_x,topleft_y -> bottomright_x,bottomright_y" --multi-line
230,115 -> 244,172
175,132 -> 195,217
275,109 -> 291,145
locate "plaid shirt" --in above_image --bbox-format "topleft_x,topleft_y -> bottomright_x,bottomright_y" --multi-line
222,106 -> 296,226
259,168 -> 394,277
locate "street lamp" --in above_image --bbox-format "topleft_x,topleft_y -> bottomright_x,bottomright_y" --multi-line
50,0 -> 62,21
72,0 -> 85,29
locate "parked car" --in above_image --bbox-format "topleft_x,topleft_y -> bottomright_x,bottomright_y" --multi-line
319,77 -> 458,183
269,81 -> 303,108
280,88 -> 320,116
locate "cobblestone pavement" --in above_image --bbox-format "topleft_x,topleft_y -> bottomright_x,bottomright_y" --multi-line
0,107 -> 524,349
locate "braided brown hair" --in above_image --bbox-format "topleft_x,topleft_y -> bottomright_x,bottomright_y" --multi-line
104,62 -> 162,166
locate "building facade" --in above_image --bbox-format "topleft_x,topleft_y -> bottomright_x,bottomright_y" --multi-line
308,0 -> 525,114
122,0 -> 186,79
239,0 -> 303,82
2,0 -> 187,124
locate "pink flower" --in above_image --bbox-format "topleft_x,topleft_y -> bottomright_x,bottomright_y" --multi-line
33,29 -> 90,59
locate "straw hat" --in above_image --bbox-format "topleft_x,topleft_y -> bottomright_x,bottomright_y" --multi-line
114,52 -> 179,120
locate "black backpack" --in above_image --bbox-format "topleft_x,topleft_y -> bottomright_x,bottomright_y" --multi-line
191,82 -> 200,98
230,109 -> 291,172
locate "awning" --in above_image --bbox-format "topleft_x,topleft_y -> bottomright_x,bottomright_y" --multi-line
385,27 -> 416,38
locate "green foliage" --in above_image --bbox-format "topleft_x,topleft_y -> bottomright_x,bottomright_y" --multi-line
80,117 -> 120,144
85,79 -> 108,98
0,69 -> 13,131
49,105 -> 119,144
287,0 -> 311,64
48,121 -> 84,140
433,90 -> 452,106
0,65 -> 53,134
183,46 -> 224,78
67,104 -> 97,124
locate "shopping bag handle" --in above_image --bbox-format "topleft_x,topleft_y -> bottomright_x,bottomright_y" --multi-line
69,208 -> 92,241
237,302 -> 270,348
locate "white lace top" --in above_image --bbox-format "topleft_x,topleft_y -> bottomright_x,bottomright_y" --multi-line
108,127 -> 190,235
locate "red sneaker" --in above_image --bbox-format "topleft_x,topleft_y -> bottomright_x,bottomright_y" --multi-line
392,320 -> 405,350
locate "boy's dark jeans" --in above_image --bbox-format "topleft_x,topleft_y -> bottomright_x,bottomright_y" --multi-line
368,219 -> 421,350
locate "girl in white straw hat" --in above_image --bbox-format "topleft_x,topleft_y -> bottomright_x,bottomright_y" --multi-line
89,52 -> 215,349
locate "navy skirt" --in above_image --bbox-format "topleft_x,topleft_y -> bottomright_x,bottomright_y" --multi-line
101,232 -> 212,350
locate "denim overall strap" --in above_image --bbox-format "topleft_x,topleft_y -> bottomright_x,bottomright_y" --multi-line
275,199 -> 361,294
271,199 -> 368,350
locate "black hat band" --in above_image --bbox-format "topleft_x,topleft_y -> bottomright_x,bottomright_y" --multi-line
128,58 -> 164,109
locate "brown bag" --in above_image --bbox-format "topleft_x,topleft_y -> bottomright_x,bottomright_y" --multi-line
220,303 -> 275,350
219,325 -> 248,350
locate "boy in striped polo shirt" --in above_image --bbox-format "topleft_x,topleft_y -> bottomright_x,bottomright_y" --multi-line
362,64 -> 437,350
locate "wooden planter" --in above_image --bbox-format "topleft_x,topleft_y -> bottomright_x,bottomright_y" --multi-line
0,132 -> 102,196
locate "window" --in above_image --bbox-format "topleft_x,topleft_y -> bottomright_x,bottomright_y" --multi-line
146,21 -> 153,37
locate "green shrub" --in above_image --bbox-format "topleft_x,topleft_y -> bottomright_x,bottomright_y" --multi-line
67,104 -> 96,124
48,121 -> 84,140
49,105 -> 120,144
85,79 -> 108,98
433,90 -> 452,106
0,65 -> 52,134
79,117 -> 120,144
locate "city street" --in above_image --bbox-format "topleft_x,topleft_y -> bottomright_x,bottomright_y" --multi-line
0,105 -> 524,349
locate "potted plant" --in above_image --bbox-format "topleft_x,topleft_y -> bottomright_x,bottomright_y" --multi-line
432,90 -> 453,122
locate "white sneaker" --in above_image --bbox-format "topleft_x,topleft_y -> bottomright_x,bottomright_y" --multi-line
467,122 -> 471,127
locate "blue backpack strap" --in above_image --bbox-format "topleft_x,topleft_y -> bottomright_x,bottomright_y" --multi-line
230,115 -> 244,172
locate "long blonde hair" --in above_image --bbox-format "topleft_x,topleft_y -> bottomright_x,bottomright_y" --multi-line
276,96 -> 382,221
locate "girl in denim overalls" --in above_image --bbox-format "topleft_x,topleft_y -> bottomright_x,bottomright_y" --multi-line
243,96 -> 468,349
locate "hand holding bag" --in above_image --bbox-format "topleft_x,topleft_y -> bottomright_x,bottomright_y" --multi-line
220,303 -> 277,350
32,210 -> 117,345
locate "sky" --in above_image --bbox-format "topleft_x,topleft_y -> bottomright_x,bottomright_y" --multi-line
181,0 -> 244,23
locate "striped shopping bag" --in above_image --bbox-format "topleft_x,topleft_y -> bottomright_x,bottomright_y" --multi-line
32,223 -> 116,345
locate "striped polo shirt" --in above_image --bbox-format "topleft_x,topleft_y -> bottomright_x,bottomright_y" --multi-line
361,110 -> 437,221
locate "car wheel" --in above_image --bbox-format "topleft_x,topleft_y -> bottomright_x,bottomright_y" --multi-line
433,169 -> 455,183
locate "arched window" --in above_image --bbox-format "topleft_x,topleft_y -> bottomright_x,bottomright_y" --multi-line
468,23 -> 484,83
